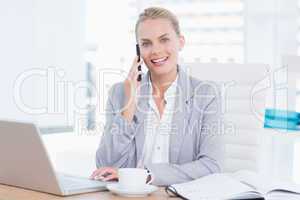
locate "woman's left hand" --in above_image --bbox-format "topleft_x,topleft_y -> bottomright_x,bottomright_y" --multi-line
90,167 -> 118,181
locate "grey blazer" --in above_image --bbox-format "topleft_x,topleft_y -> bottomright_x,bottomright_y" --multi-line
96,67 -> 224,186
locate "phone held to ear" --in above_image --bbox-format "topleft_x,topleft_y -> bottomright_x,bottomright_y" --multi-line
136,44 -> 142,82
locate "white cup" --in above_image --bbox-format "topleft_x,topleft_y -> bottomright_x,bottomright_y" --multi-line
118,168 -> 152,191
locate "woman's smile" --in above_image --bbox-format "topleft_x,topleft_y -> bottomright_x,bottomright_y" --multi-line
150,56 -> 169,66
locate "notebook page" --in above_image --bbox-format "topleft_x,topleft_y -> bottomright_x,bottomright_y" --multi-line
266,181 -> 300,194
266,191 -> 300,200
229,170 -> 267,192
171,173 -> 259,200
230,170 -> 300,198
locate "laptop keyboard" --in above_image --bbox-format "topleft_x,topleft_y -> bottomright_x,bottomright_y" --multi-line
58,174 -> 105,190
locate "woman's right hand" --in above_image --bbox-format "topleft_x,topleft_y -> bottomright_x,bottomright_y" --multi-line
121,56 -> 143,122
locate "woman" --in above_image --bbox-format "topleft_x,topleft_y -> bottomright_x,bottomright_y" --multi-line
90,7 -> 223,186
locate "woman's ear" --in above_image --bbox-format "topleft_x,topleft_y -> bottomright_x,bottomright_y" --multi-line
179,35 -> 185,51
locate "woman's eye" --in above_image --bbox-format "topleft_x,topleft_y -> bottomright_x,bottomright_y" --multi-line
161,38 -> 169,42
142,42 -> 150,47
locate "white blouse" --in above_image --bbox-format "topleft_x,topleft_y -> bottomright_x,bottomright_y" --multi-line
139,76 -> 178,167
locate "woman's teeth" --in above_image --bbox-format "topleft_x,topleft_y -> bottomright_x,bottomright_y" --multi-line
151,57 -> 168,65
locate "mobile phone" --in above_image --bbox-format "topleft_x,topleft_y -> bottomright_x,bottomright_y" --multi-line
136,44 -> 142,82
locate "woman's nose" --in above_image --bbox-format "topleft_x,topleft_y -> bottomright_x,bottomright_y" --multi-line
151,43 -> 163,55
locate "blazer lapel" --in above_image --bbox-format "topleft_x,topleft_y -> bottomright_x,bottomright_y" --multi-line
169,67 -> 193,163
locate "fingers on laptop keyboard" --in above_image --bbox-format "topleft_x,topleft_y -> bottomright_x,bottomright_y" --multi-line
90,167 -> 117,181
102,174 -> 118,181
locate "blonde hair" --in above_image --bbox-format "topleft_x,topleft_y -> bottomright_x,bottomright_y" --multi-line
135,7 -> 181,41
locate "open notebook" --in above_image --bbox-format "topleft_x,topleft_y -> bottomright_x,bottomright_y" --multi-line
166,170 -> 300,200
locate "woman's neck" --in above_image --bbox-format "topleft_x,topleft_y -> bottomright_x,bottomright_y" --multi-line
150,67 -> 178,96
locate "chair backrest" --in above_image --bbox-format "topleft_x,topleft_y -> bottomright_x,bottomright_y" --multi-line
184,63 -> 271,173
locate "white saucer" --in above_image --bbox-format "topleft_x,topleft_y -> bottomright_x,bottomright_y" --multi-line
106,183 -> 158,197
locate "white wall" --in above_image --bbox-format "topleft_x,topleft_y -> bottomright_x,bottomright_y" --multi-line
0,0 -> 35,122
0,0 -> 86,127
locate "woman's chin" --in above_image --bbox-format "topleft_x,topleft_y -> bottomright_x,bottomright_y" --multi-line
150,67 -> 170,76
149,67 -> 176,80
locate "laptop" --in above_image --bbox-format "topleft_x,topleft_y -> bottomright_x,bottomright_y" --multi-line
0,120 -> 107,196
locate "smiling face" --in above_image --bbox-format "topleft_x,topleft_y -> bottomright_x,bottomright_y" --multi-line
137,18 -> 185,79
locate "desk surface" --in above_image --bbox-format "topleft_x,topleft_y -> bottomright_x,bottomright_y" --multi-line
0,184 -> 178,200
